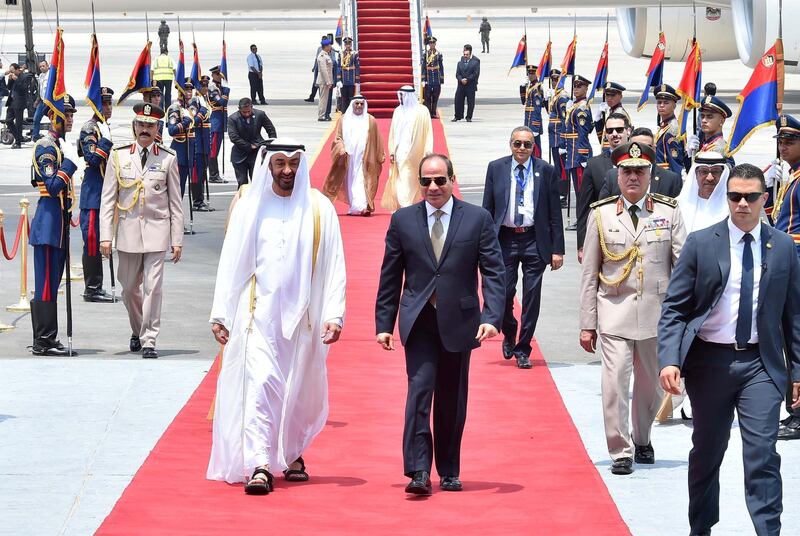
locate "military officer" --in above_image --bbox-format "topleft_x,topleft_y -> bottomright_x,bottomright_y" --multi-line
167,79 -> 195,198
78,86 -> 115,303
685,92 -> 734,168
142,85 -> 165,144
561,74 -> 594,222
546,69 -> 569,200
29,95 -> 79,356
653,84 -> 686,175
519,65 -> 544,158
422,36 -> 444,118
580,141 -> 686,475
338,37 -> 360,114
479,16 -> 491,53
207,65 -> 230,184
99,103 -> 183,359
191,76 -> 213,211
593,82 -> 630,151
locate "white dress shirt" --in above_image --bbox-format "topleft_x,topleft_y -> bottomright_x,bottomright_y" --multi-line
503,157 -> 535,228
698,219 -> 762,344
426,196 -> 453,238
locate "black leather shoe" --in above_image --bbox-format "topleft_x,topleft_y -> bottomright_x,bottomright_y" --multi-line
451,118 -> 460,122
130,335 -> 142,353
193,202 -> 215,212
565,222 -> 578,231
208,175 -> 227,184
611,457 -> 633,475
778,417 -> 800,440
502,337 -> 515,360
516,355 -> 532,369
84,290 -> 115,303
440,476 -> 462,491
405,471 -> 432,495
634,443 -> 655,464
303,97 -> 314,103
142,347 -> 158,359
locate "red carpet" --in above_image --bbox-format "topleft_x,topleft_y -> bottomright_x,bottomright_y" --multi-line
97,119 -> 629,535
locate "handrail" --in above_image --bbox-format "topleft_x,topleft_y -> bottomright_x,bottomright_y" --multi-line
409,0 -> 423,94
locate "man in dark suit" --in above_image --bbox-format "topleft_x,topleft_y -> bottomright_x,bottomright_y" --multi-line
658,164 -> 800,536
227,97 -> 277,186
576,112 -> 630,259
482,126 -> 564,368
598,127 -> 682,200
375,153 -> 505,495
452,44 -> 480,122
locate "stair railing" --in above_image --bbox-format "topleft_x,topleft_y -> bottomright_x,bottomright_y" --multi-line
409,0 -> 423,94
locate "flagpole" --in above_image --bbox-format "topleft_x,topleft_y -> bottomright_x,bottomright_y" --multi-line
571,13 -> 576,101
692,1 -> 698,138
91,2 -> 96,35
222,21 -> 227,178
523,18 -> 527,68
776,0 -> 784,190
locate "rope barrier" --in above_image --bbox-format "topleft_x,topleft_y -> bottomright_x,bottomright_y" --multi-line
6,199 -> 32,313
0,210 -> 27,261
70,212 -> 80,228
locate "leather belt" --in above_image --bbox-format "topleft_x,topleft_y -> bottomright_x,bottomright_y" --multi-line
699,339 -> 758,352
502,225 -> 533,234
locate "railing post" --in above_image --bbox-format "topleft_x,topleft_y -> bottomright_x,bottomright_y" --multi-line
7,198 -> 31,313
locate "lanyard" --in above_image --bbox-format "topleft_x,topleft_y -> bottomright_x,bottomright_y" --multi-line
515,159 -> 531,192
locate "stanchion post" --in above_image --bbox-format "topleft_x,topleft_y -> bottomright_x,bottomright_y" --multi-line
0,209 -> 16,331
7,198 -> 31,312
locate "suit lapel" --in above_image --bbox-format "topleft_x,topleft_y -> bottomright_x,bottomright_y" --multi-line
438,198 -> 464,264
758,224 -> 773,310
501,156 -> 512,223
417,203 -> 438,266
532,158 -> 542,210
715,221 -> 732,290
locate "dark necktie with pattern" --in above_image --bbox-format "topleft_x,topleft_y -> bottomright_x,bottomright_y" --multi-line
141,147 -> 148,169
736,233 -> 755,348
515,164 -> 526,226
628,205 -> 639,230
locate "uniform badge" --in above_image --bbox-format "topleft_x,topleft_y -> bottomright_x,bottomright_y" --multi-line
44,163 -> 55,176
671,148 -> 678,158
154,184 -> 160,191
578,118 -> 586,126
144,104 -> 152,115
629,143 -> 642,158
782,116 -> 788,127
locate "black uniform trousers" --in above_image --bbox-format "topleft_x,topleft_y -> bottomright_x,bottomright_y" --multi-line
248,72 -> 266,104
7,105 -> 25,145
340,85 -> 355,113
453,85 -> 476,121
403,302 -> 471,478
685,340 -> 783,536
233,155 -> 257,187
499,227 -> 546,358
424,85 -> 441,118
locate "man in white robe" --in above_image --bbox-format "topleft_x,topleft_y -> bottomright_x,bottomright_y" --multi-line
207,139 -> 346,494
382,85 -> 433,211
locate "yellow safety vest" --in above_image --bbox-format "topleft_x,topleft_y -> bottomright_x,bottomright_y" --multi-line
153,55 -> 175,81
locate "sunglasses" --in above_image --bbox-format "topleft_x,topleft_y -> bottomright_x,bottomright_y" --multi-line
605,126 -> 626,134
727,191 -> 764,203
696,166 -> 724,177
512,140 -> 534,149
419,176 -> 449,187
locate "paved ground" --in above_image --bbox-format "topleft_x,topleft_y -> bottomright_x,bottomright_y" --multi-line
0,12 -> 798,536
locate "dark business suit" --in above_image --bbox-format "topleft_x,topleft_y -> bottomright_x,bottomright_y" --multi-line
598,165 -> 683,199
658,219 -> 800,535
576,152 -> 614,250
482,155 -> 564,358
454,56 -> 480,121
227,109 -> 277,186
375,197 -> 505,477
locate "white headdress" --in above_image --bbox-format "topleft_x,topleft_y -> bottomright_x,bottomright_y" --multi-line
677,151 -> 730,233
342,95 -> 369,156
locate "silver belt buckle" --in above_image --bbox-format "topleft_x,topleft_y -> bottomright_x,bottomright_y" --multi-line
734,342 -> 748,351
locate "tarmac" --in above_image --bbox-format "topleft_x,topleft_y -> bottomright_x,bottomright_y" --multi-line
1,11 -> 799,535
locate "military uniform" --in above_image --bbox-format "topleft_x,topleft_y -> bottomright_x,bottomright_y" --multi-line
547,74 -> 569,184
519,68 -> 544,159
167,79 -> 195,198
580,142 -> 687,469
422,42 -> 444,118
99,103 -> 183,357
141,85 -> 165,144
78,88 -> 115,303
28,95 -> 79,356
338,38 -> 360,113
685,94 -> 735,169
191,77 -> 213,211
651,85 -> 685,175
773,117 -> 800,254
479,18 -> 491,53
561,82 -> 593,193
208,66 -> 230,183
594,82 -> 631,151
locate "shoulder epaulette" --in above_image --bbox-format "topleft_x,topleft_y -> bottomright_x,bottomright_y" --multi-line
115,143 -> 132,152
590,195 -> 618,209
157,144 -> 175,155
650,192 -> 678,207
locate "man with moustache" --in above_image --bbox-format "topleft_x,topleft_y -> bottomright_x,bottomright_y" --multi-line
227,97 -> 278,187
452,44 -> 480,122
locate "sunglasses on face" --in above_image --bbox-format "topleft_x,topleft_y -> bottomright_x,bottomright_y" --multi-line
696,166 -> 724,177
512,140 -> 534,149
419,176 -> 449,187
727,191 -> 764,203
605,126 -> 626,134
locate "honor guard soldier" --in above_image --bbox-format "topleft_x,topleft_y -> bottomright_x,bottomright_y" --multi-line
78,86 -> 115,303
546,69 -> 569,199
99,103 -> 183,359
653,84 -> 686,175
422,37 -> 443,118
142,85 -> 165,144
167,79 -> 195,198
580,141 -> 686,474
191,76 -> 213,212
561,75 -> 594,210
29,95 -> 79,356
593,82 -> 630,151
338,37 -> 360,113
207,65 -> 230,184
519,65 -> 544,158
686,92 -> 734,168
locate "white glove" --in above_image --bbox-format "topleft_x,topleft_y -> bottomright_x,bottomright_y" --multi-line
97,120 -> 111,141
565,99 -> 574,109
765,158 -> 789,187
336,81 -> 343,89
591,106 -> 603,123
61,137 -> 81,164
544,88 -> 554,100
599,102 -> 609,114
686,134 -> 700,154
558,148 -> 567,156
580,161 -> 587,168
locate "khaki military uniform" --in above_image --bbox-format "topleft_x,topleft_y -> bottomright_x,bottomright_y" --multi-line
100,143 -> 183,349
580,193 -> 686,460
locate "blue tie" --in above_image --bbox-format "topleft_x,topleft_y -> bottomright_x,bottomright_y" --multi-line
736,233 -> 754,348
515,164 -> 526,226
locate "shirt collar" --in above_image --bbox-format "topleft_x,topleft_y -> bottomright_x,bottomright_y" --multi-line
622,193 -> 648,212
728,217 -> 762,245
426,196 -> 454,217
135,141 -> 154,155
513,157 -> 533,172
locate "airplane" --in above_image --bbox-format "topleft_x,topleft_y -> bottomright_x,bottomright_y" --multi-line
6,0 -> 799,73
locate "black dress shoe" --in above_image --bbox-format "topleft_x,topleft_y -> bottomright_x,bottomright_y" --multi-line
565,222 -> 578,231
405,470 -> 432,495
440,476 -> 462,491
142,347 -> 158,359
84,290 -> 115,303
778,417 -> 800,440
611,457 -> 633,475
516,355 -> 532,369
451,118 -> 460,122
208,175 -> 227,184
31,343 -> 69,356
303,97 -> 314,103
634,443 -> 655,464
193,202 -> 215,212
130,335 -> 142,352
502,337 -> 515,360
466,118 -> 472,122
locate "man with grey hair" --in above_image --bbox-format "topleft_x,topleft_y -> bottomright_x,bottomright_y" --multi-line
482,126 -> 565,368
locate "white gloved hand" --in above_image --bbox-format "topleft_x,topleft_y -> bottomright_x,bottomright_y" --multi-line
558,148 -> 567,156
686,134 -> 700,153
544,88 -> 554,99
336,81 -> 343,89
599,102 -> 609,114
580,161 -> 587,168
565,99 -> 574,109
591,106 -> 603,123
765,158 -> 789,187
61,137 -> 81,164
97,120 -> 111,141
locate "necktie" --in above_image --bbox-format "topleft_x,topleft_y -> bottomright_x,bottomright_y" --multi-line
257,55 -> 263,72
628,205 -> 639,230
141,147 -> 148,169
431,209 -> 445,262
736,233 -> 755,348
515,164 -> 526,226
